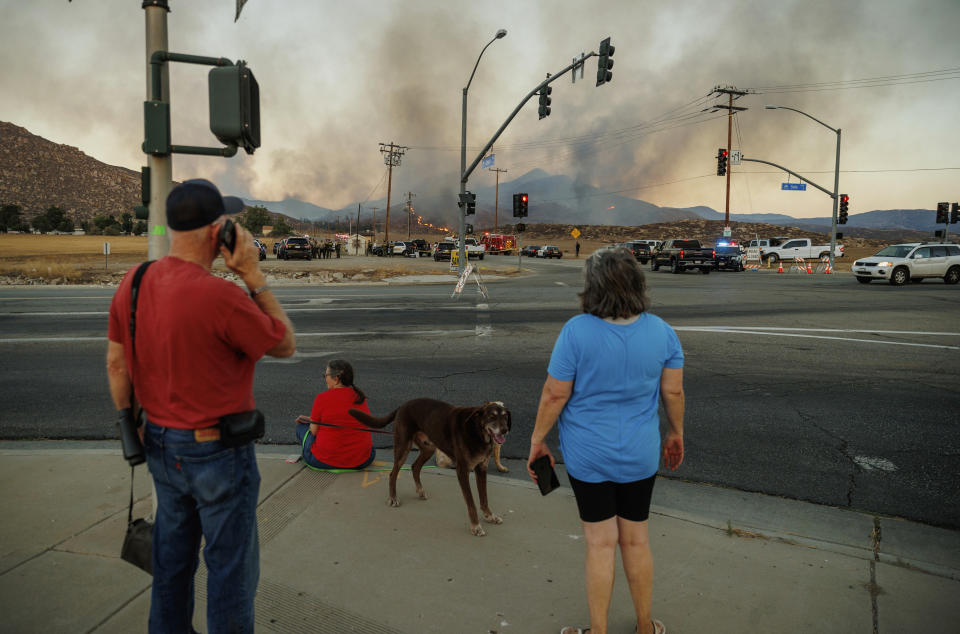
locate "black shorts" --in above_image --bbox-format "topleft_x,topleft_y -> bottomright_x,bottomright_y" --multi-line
567,474 -> 656,523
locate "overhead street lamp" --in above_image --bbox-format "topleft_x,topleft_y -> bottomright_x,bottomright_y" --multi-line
765,105 -> 842,272
458,28 -> 507,274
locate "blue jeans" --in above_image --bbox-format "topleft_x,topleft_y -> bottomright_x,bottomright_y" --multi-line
296,422 -> 375,470
144,422 -> 260,634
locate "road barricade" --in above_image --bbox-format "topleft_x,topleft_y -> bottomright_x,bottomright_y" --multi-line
790,257 -> 807,274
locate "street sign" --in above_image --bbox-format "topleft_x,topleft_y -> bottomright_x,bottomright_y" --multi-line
570,228 -> 581,239
481,154 -> 495,169
729,150 -> 742,165
781,183 -> 806,191
723,227 -> 731,237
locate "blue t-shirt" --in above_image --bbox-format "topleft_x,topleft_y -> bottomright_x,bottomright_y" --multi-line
547,312 -> 684,483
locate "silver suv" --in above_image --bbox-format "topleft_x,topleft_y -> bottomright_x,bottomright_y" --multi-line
852,243 -> 960,285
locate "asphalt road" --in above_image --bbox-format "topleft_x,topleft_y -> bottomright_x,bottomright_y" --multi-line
1,257 -> 959,528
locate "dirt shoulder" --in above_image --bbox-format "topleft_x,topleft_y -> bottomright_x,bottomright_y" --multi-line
0,227 -> 889,285
0,234 -> 527,285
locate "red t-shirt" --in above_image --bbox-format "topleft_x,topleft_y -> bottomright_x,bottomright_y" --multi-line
309,387 -> 372,467
107,256 -> 286,429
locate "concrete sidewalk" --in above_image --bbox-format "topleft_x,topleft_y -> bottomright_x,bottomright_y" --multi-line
1,441 -> 958,633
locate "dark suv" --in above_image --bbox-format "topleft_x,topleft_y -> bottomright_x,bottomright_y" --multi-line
433,241 -> 455,261
279,236 -> 312,260
622,241 -> 652,264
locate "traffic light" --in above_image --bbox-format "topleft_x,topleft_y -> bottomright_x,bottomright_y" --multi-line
936,202 -> 949,224
538,85 -> 552,120
466,223 -> 474,234
951,202 -> 959,224
513,193 -> 529,217
596,37 -> 614,86
517,222 -> 526,232
460,191 -> 476,215
208,61 -> 261,154
838,194 -> 849,224
716,148 -> 727,176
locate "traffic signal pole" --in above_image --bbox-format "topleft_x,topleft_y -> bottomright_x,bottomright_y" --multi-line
459,47 -> 601,274
491,167 -> 508,232
144,0 -> 171,260
829,129 -> 842,272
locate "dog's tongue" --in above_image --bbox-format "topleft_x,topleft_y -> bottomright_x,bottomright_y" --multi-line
493,433 -> 506,445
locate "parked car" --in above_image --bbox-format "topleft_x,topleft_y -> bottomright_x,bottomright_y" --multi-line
279,236 -> 312,260
622,241 -> 652,264
433,241 -> 456,261
272,241 -> 281,255
253,239 -> 267,261
521,245 -> 541,257
852,243 -> 960,285
537,245 -> 563,259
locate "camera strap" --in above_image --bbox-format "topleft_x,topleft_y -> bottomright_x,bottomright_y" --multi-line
128,260 -> 154,357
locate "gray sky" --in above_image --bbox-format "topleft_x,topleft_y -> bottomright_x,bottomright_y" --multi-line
1,0 -> 958,220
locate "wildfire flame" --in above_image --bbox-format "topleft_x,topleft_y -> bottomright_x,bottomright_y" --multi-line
607,205 -> 616,210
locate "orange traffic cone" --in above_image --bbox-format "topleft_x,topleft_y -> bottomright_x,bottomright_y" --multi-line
806,262 -> 813,274
777,261 -> 783,274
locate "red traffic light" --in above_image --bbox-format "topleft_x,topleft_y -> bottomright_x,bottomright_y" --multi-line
720,149 -> 728,157
521,195 -> 528,202
841,194 -> 849,203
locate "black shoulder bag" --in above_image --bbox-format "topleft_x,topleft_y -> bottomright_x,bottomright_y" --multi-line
120,261 -> 154,575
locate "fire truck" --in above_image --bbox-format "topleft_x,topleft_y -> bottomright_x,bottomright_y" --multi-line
479,233 -> 518,255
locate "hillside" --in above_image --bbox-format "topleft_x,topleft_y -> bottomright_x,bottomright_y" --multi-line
0,122 -> 141,224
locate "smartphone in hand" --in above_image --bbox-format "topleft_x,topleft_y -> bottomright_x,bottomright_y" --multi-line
531,455 -> 560,496
218,218 -> 237,253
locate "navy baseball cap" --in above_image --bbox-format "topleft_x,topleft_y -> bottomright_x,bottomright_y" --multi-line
166,179 -> 246,231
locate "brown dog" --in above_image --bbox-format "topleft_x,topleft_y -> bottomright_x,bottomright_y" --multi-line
349,398 -> 511,536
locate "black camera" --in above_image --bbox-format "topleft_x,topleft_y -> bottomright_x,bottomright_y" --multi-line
118,408 -> 145,466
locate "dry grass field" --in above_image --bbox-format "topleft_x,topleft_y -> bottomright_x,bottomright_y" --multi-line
0,232 -> 884,285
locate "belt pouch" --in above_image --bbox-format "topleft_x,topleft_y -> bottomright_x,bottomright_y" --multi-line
218,410 -> 265,448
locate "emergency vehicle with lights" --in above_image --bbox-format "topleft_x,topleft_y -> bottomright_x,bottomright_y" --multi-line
478,233 -> 518,255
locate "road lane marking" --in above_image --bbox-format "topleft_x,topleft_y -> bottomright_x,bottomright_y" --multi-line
675,327 -> 960,350
1,306 -> 478,316
1,311 -> 109,316
0,336 -> 106,343
853,456 -> 897,472
682,326 -> 960,336
0,328 -> 480,344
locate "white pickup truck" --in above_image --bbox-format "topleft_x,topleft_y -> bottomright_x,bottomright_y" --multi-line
761,238 -> 844,264
452,238 -> 486,260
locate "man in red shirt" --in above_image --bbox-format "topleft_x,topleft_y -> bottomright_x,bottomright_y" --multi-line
106,179 -> 295,633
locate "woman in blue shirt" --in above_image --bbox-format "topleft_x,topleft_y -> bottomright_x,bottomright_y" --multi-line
527,246 -> 685,634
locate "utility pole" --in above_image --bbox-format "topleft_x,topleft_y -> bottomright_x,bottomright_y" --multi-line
356,203 -> 361,255
144,0 -> 172,259
371,206 -> 379,245
406,191 -> 415,238
379,142 -> 407,249
710,86 -> 750,231
491,167 -> 507,232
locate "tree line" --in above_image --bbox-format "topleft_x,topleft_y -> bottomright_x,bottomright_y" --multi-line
0,202 -> 321,238
0,204 -> 148,236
